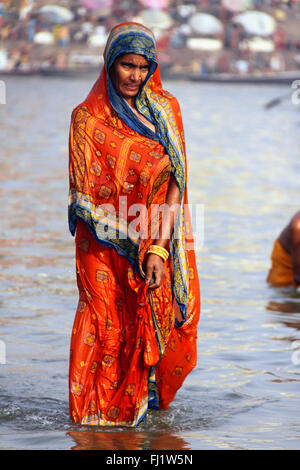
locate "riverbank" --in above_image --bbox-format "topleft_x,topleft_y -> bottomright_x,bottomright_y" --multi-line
1,2 -> 300,83
1,63 -> 299,85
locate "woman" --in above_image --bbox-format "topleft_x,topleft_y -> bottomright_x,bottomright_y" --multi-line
68,22 -> 200,427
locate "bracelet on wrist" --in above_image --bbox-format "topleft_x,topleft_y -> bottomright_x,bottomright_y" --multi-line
146,244 -> 169,262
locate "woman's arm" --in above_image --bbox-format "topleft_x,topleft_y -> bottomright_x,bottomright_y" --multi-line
146,173 -> 180,289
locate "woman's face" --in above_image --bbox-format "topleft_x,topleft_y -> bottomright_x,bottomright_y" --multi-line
110,53 -> 150,105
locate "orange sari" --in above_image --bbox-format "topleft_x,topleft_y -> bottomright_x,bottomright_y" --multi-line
68,22 -> 200,426
267,239 -> 297,287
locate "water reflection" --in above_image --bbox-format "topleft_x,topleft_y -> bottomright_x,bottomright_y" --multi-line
266,298 -> 300,330
67,430 -> 190,451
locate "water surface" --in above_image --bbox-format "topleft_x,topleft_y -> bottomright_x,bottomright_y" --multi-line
0,75 -> 300,450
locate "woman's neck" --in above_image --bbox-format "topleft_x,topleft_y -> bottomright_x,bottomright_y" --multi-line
125,97 -> 136,108
124,97 -> 156,134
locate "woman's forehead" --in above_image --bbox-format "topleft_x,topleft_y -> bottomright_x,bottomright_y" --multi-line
115,53 -> 150,65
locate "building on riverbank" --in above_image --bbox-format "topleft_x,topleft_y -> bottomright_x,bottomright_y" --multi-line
0,0 -> 300,78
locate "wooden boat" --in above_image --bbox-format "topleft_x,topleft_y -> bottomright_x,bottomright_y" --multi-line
188,71 -> 300,85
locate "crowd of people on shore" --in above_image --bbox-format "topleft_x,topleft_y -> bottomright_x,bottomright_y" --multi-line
0,0 -> 300,75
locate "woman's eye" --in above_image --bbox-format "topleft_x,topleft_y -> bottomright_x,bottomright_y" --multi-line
121,63 -> 149,72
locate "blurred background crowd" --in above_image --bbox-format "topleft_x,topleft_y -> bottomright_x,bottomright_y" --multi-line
0,0 -> 300,77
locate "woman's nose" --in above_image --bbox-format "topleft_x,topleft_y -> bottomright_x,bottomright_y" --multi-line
130,69 -> 141,81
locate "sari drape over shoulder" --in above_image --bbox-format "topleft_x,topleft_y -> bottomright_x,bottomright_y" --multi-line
68,22 -> 200,426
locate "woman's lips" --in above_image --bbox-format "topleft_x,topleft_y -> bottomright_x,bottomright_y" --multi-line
124,84 -> 139,90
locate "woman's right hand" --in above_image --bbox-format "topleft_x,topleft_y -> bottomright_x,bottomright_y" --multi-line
145,253 -> 165,289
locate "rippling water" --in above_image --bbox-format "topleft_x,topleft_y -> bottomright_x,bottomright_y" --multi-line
1,75 -> 300,450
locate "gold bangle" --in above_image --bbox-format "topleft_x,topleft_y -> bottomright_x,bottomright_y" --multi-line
146,244 -> 169,262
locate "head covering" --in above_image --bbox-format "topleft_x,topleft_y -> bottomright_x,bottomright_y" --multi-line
68,22 -> 199,326
104,22 -> 158,140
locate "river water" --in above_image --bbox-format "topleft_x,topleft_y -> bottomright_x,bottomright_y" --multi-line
0,75 -> 300,450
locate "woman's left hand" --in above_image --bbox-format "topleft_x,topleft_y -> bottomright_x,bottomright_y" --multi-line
145,253 -> 165,289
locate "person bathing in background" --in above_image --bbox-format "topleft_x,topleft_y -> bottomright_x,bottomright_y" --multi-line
267,211 -> 300,288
